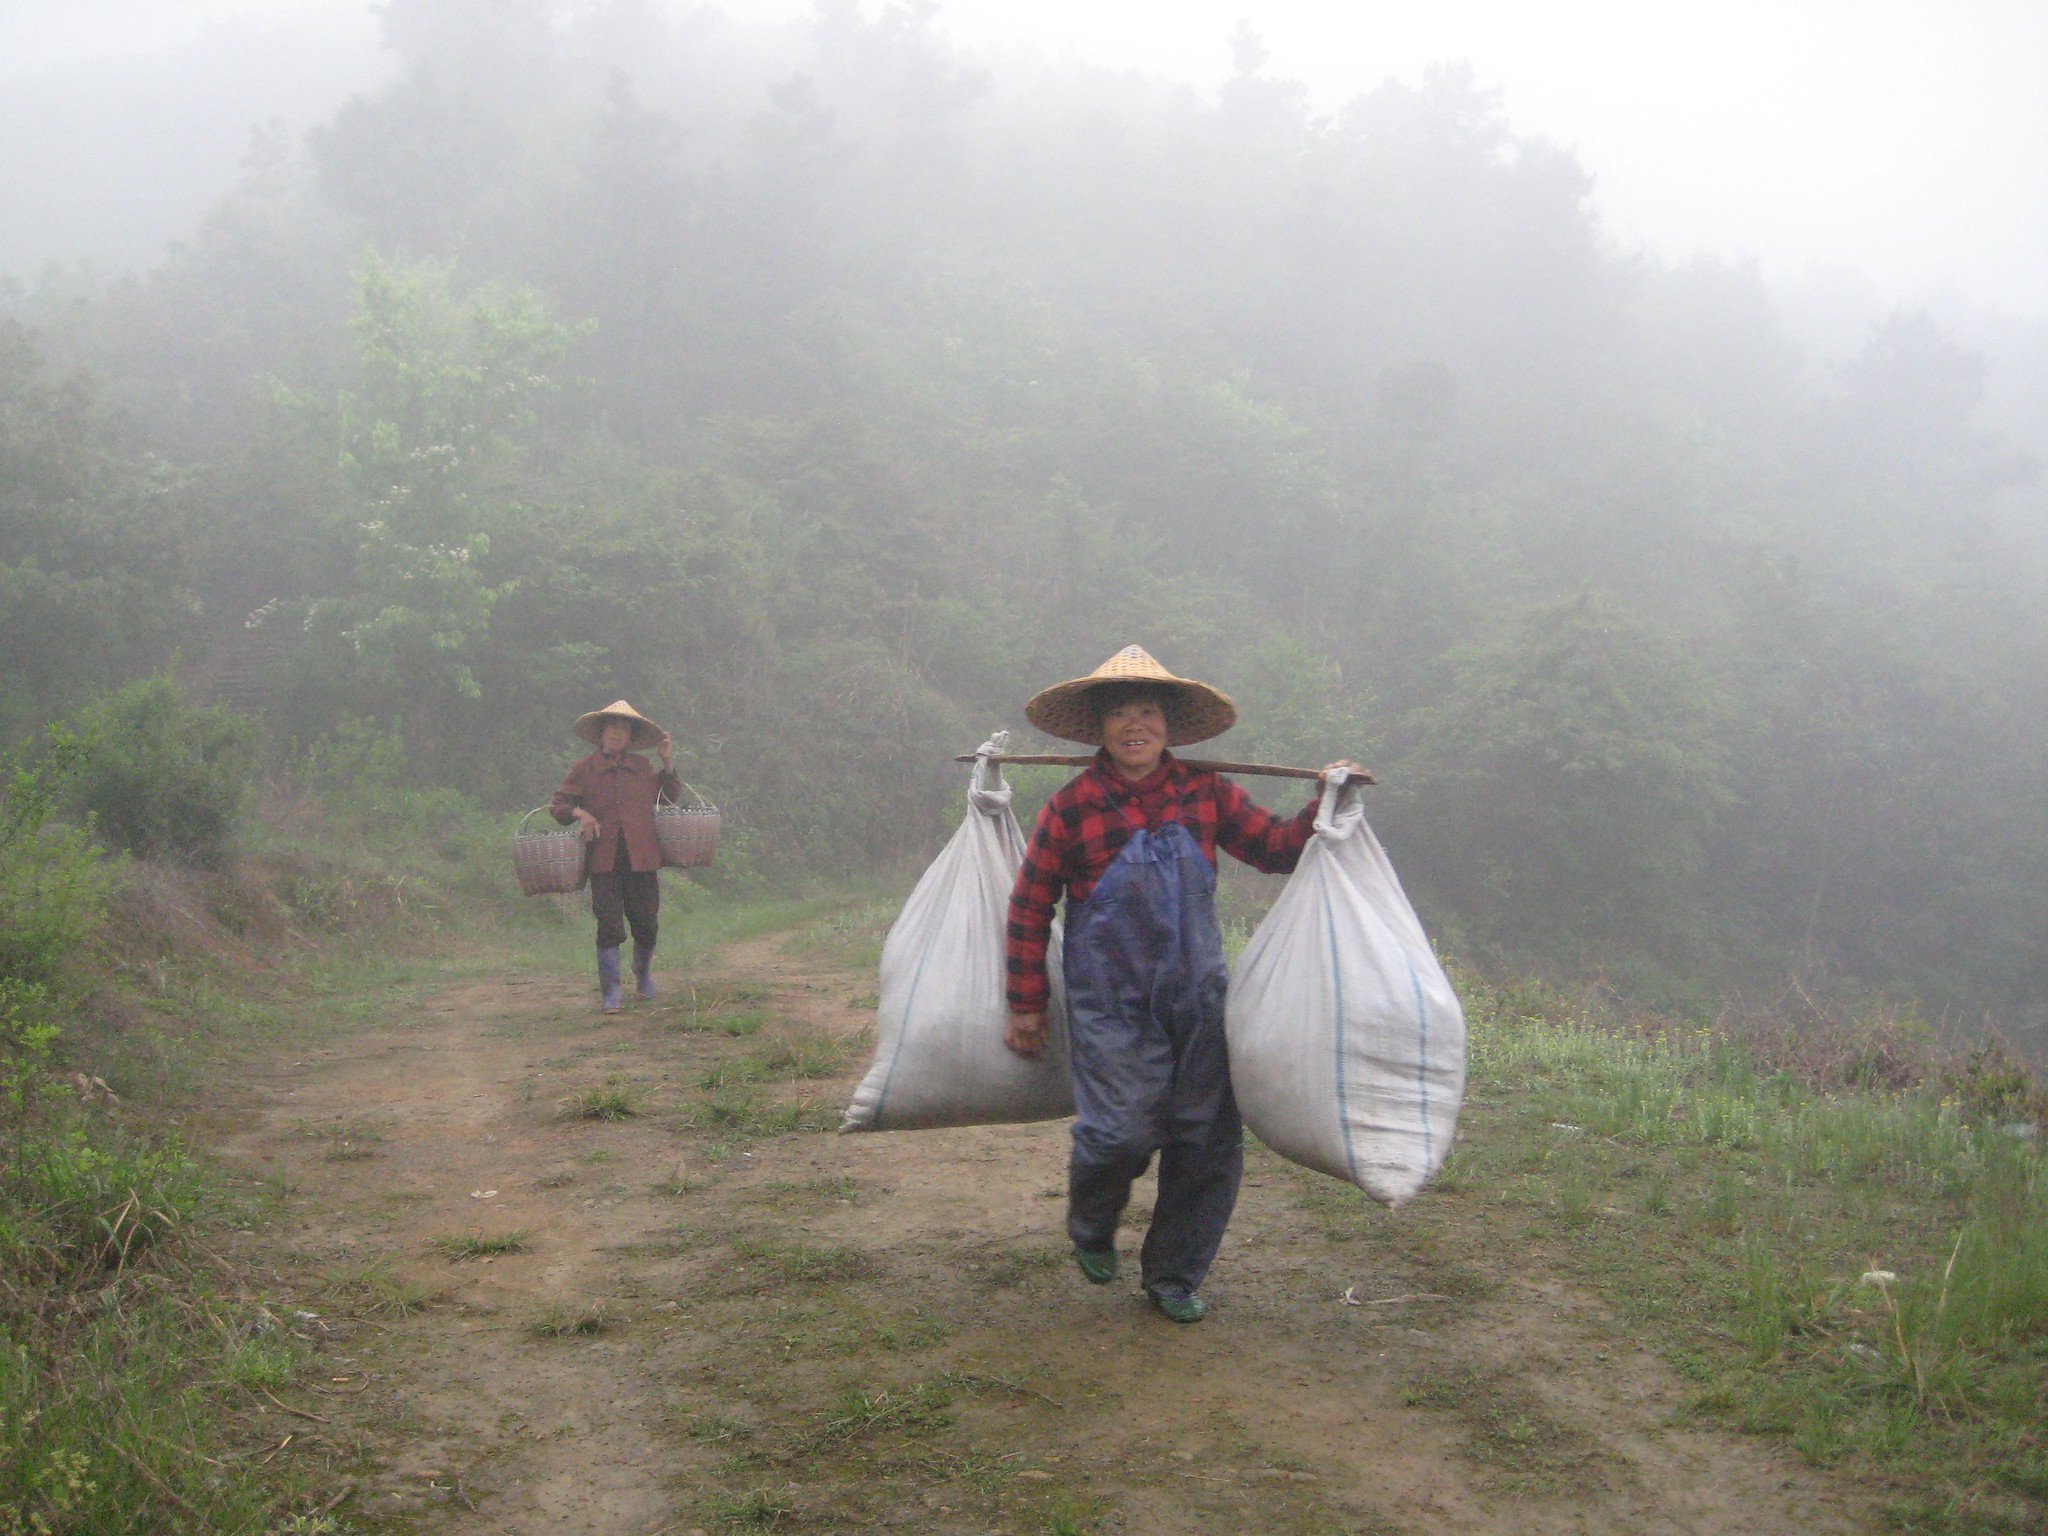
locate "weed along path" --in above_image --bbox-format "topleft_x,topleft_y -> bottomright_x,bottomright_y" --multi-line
208,918 -> 1881,1536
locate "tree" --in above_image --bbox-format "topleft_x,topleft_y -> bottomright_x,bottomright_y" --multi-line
0,323 -> 197,743
282,256 -> 578,770
1393,591 -> 1734,978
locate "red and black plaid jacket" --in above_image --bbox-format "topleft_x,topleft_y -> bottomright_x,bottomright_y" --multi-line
1004,750 -> 1320,1013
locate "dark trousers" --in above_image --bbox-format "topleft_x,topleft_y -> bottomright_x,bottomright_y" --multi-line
589,868 -> 659,952
1069,1110 -> 1244,1302
1063,823 -> 1241,1301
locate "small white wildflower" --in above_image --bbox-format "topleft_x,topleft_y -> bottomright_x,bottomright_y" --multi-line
1550,1122 -> 1584,1134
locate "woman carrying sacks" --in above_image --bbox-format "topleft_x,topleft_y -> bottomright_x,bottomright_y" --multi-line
1003,646 -> 1362,1324
552,700 -> 680,1013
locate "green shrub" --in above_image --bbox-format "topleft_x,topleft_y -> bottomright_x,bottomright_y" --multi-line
295,715 -> 488,844
53,677 -> 255,867
0,980 -> 60,1171
0,1113 -> 280,1535
12,1122 -> 208,1274
0,746 -> 108,993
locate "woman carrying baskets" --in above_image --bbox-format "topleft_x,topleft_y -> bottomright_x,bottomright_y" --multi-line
552,700 -> 680,1013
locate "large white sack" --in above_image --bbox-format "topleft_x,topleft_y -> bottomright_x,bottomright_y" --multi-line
1226,773 -> 1465,1207
842,738 -> 1074,1132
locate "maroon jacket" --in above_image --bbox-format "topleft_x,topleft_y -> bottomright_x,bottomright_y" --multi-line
551,751 -> 682,874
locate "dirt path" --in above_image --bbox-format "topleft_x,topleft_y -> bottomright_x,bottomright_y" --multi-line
209,929 -> 1876,1535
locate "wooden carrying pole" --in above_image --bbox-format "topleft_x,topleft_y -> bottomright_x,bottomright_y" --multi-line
953,752 -> 1376,785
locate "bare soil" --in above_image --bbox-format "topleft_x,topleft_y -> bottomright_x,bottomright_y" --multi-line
204,928 -> 1879,1535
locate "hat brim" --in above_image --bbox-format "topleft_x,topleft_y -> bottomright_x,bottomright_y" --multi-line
573,710 -> 664,751
1024,676 -> 1237,747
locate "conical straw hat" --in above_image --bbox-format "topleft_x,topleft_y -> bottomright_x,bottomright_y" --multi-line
572,699 -> 664,751
1024,645 -> 1237,747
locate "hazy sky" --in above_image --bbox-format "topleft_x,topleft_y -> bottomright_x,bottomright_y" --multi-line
909,0 -> 2048,319
4,0 -> 2043,317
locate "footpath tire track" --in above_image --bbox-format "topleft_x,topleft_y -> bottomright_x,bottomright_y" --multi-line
207,930 -> 1877,1535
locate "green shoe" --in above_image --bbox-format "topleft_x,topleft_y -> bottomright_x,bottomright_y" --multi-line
1073,1247 -> 1117,1286
1150,1290 -> 1207,1324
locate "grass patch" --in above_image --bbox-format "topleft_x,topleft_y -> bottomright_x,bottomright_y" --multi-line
223,1333 -> 305,1391
1286,1165 -> 1376,1242
671,892 -> 867,953
288,1116 -> 387,1161
0,794 -> 685,1535
688,1085 -> 840,1141
813,1380 -> 955,1443
728,1237 -> 880,1287
1400,1361 -> 1606,1494
676,1006 -> 775,1039
785,897 -> 900,972
58,847 -> 2047,1536
746,1175 -> 862,1212
529,1302 -> 610,1338
710,1485 -> 800,1527
974,1245 -> 1068,1289
661,978 -> 778,1040
701,1032 -> 844,1089
566,1078 -> 641,1121
750,1032 -> 845,1080
1389,973 -> 2048,1533
432,1228 -> 531,1260
320,1255 -> 444,1317
700,1057 -> 775,1089
685,1411 -> 755,1443
0,1104 -> 323,1532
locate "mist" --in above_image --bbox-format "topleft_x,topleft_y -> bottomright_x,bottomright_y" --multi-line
10,3 -> 2044,309
0,1 -> 388,276
2,0 -> 2044,1044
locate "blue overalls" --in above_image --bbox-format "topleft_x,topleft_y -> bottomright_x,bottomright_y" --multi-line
1062,818 -> 1241,1304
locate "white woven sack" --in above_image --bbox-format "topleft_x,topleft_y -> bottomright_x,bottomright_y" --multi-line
842,737 -> 1074,1131
1226,772 -> 1465,1207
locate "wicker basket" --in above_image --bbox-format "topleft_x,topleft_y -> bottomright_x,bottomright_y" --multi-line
511,806 -> 589,896
655,783 -> 720,869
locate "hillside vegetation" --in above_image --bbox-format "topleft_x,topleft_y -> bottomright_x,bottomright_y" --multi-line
1,9 -> 2044,1524
1,0 -> 2041,1034
0,789 -> 2041,1530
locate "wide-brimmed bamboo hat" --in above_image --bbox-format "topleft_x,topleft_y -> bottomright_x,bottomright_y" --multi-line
1024,645 -> 1237,747
573,699 -> 664,751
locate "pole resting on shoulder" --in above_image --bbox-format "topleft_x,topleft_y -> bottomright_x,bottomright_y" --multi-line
952,751 -> 1377,785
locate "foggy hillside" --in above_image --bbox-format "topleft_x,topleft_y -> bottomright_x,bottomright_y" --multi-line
3,0 -> 2044,1040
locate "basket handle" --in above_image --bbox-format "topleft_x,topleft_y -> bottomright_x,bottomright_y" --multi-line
518,805 -> 562,833
656,781 -> 713,810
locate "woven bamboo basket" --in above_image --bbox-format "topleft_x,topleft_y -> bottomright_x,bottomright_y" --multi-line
655,783 -> 720,869
512,806 -> 589,896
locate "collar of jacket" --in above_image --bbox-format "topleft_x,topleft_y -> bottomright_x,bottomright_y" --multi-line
1089,748 -> 1180,800
593,750 -> 654,773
